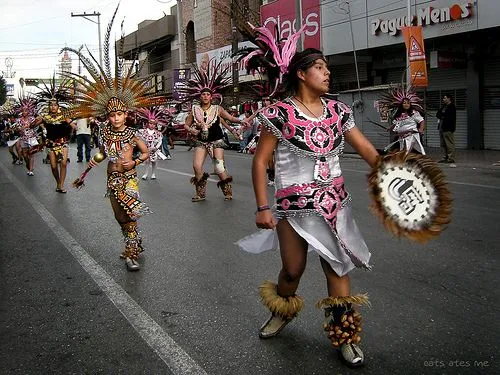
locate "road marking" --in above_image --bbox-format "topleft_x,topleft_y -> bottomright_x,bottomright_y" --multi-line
0,163 -> 208,375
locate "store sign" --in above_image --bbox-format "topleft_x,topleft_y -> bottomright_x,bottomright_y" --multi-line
260,0 -> 320,49
371,2 -> 473,36
402,26 -> 428,87
196,41 -> 259,83
172,68 -> 191,101
5,84 -> 14,97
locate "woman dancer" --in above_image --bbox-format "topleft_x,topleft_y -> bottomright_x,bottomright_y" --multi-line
15,95 -> 39,175
137,107 -> 169,180
31,78 -> 74,192
382,86 -> 425,154
236,23 -> 379,368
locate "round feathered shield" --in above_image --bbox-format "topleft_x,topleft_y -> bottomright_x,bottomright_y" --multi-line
368,151 -> 452,243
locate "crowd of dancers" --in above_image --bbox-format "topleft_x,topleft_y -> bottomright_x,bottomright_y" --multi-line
0,6 -> 451,369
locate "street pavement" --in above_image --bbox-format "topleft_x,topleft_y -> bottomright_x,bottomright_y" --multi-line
0,144 -> 499,375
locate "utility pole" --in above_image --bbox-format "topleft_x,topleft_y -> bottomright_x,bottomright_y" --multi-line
177,1 -> 185,68
406,0 -> 412,86
231,0 -> 240,105
295,0 -> 303,52
78,45 -> 83,75
71,11 -> 103,67
345,1 -> 362,105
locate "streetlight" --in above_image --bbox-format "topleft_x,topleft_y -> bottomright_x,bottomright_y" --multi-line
71,11 -> 103,67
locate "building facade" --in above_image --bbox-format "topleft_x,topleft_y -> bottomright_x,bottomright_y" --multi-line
118,1 -> 262,104
321,0 -> 500,150
117,0 -> 499,150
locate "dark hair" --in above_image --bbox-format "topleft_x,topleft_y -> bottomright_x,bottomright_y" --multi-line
394,99 -> 413,118
443,93 -> 454,102
284,48 -> 326,93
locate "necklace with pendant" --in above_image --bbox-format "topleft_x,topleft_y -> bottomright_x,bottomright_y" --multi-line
293,96 -> 332,185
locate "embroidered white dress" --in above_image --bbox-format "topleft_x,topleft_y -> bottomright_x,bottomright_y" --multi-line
236,98 -> 371,276
138,128 -> 163,162
391,110 -> 425,155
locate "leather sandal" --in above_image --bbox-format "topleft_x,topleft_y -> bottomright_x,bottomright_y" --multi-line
340,343 -> 364,367
125,257 -> 140,271
259,314 -> 292,339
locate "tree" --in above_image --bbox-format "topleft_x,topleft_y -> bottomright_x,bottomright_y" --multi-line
0,76 -> 7,106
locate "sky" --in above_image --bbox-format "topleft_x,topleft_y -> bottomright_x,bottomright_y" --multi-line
0,0 -> 177,89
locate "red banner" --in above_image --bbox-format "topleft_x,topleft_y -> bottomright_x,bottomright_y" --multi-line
402,26 -> 428,87
260,0 -> 320,50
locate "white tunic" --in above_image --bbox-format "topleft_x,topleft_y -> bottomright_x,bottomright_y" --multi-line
391,110 -> 425,155
236,98 -> 371,276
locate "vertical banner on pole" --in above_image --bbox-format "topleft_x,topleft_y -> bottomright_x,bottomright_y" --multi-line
401,26 -> 428,87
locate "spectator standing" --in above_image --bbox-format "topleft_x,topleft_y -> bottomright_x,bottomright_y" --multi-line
161,123 -> 173,160
238,110 -> 255,151
74,118 -> 92,162
436,94 -> 457,167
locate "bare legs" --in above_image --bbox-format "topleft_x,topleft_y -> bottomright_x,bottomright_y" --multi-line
48,146 -> 69,191
192,146 -> 208,179
110,194 -> 142,270
276,219 -> 308,296
22,148 -> 34,173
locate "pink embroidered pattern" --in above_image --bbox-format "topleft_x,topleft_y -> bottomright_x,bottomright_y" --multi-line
282,122 -> 296,139
304,122 -> 335,153
263,106 -> 279,119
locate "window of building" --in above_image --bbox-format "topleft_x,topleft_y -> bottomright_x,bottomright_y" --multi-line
484,87 -> 500,110
186,21 -> 196,64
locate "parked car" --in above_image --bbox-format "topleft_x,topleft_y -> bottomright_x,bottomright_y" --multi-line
171,112 -> 190,144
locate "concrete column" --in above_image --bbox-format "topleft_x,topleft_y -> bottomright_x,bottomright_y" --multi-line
466,46 -> 483,149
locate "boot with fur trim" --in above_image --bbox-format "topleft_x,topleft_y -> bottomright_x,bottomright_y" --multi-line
317,294 -> 370,367
217,176 -> 233,200
189,172 -> 209,202
120,221 -> 142,271
258,280 -> 304,339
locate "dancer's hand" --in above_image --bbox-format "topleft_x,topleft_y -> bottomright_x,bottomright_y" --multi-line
255,210 -> 277,230
121,159 -> 135,170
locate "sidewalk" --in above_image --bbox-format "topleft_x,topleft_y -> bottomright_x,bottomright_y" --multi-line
343,147 -> 500,170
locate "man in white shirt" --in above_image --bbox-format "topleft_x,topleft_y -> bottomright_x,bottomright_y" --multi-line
73,118 -> 92,162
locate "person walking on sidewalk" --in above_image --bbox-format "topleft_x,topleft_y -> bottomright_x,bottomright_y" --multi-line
74,117 -> 92,162
436,94 -> 456,167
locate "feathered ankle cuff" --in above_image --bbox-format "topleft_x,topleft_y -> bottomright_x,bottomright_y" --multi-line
259,280 -> 304,320
316,294 -> 370,348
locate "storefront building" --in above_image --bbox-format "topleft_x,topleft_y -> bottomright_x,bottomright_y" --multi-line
119,1 -> 262,105
322,0 -> 500,150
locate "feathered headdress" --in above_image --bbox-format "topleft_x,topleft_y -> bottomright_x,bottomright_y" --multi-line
14,93 -> 37,116
0,100 -> 17,117
35,74 -> 73,110
379,84 -> 424,113
61,4 -> 165,118
136,106 -> 176,127
234,22 -> 306,98
250,80 -> 274,100
176,58 -> 231,103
